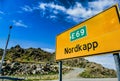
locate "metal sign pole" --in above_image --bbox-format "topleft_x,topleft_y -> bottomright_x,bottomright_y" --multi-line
0,26 -> 12,75
59,61 -> 62,81
114,0 -> 120,80
113,53 -> 120,81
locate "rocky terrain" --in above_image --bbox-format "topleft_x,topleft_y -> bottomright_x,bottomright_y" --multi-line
0,45 -> 117,79
1,61 -> 72,76
0,45 -> 54,62
63,58 -> 116,78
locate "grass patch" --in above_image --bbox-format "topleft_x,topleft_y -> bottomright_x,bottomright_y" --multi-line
79,68 -> 117,78
11,74 -> 58,81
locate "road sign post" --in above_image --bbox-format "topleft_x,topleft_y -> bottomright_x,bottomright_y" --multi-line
59,61 -> 62,81
113,53 -> 120,81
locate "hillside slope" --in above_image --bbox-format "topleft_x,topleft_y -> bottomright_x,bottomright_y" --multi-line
0,45 -> 117,78
0,45 -> 54,62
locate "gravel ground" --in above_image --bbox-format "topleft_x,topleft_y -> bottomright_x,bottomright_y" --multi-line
44,78 -> 117,81
40,67 -> 118,81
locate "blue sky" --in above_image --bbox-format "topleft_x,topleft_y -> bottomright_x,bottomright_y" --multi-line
0,0 -> 119,69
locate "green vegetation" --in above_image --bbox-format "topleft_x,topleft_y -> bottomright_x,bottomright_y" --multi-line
11,74 -> 58,81
0,45 -> 55,62
0,45 -> 117,80
63,58 -> 117,78
79,64 -> 117,78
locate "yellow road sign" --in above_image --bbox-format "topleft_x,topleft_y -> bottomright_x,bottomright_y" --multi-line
56,5 -> 120,61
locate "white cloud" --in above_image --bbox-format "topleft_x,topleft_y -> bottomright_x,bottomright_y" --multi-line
49,3 -> 66,11
38,0 -> 116,23
53,10 -> 58,14
65,2 -> 94,22
49,15 -> 57,19
39,3 -> 47,10
20,0 -> 117,23
65,0 -> 116,23
38,2 -> 92,22
12,20 -> 28,28
89,0 -> 116,11
0,11 -> 4,14
22,5 -> 34,12
42,48 -> 55,53
85,54 -> 116,70
39,2 -> 66,11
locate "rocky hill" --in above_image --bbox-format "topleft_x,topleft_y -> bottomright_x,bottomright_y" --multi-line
0,45 -> 117,78
63,58 -> 116,78
0,45 -> 54,62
